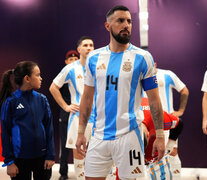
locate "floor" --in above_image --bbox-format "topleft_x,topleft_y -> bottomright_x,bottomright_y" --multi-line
0,163 -> 207,180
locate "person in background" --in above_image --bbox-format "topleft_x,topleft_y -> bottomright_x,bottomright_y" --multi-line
49,36 -> 95,180
201,70 -> 207,135
141,97 -> 183,163
0,61 -> 55,180
155,62 -> 189,179
58,50 -> 79,180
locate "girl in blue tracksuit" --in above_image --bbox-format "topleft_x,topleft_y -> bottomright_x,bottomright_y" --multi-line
0,61 -> 55,180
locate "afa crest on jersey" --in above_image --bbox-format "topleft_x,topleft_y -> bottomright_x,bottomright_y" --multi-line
122,60 -> 132,72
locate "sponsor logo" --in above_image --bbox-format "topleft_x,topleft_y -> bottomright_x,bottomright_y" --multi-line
78,172 -> 84,177
142,105 -> 150,110
131,166 -> 142,174
77,164 -> 83,168
97,63 -> 106,70
77,74 -> 83,79
122,60 -> 132,72
16,103 -> 24,109
173,169 -> 180,174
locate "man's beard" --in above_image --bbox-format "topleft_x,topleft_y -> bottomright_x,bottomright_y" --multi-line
111,28 -> 131,44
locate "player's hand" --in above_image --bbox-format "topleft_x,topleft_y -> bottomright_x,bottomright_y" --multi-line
152,137 -> 165,162
65,104 -> 79,113
142,123 -> 149,140
202,119 -> 207,135
44,160 -> 55,170
76,133 -> 87,157
7,163 -> 19,178
171,110 -> 183,117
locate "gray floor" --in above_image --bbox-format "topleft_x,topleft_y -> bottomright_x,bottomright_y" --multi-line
0,163 -> 207,180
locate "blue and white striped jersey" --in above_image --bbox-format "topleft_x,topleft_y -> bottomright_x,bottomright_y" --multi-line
85,44 -> 158,140
53,60 -> 94,123
201,70 -> 207,92
156,69 -> 186,113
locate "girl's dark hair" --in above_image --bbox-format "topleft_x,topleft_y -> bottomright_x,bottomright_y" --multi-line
0,61 -> 37,109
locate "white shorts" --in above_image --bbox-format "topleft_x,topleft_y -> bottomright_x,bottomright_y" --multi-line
66,113 -> 93,149
85,127 -> 146,179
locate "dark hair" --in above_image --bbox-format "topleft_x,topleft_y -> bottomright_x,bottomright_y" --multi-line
77,36 -> 93,47
106,5 -> 130,19
0,61 -> 37,108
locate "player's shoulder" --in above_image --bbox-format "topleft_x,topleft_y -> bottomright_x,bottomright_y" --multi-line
61,60 -> 80,72
129,44 -> 151,55
128,44 -> 153,62
204,70 -> 207,77
88,46 -> 109,58
157,68 -> 175,76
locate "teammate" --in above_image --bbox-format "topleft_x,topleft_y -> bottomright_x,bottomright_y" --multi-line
58,50 -> 79,180
49,36 -> 94,180
141,98 -> 183,162
0,61 -> 55,180
155,62 -> 189,179
201,70 -> 207,135
76,6 -> 165,180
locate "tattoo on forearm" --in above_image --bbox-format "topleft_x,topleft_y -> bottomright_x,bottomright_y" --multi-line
83,107 -> 91,127
150,104 -> 163,130
179,94 -> 188,110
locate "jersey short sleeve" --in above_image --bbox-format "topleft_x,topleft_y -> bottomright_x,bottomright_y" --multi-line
53,64 -> 71,88
168,70 -> 186,92
141,52 -> 158,91
84,55 -> 95,87
201,71 -> 207,92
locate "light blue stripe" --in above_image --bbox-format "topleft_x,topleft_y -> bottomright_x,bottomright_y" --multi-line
129,54 -> 146,130
65,67 -> 80,104
134,127 -> 144,155
158,160 -> 166,180
89,54 -> 99,131
165,156 -> 172,180
164,74 -> 175,113
150,165 -> 157,180
104,52 -> 123,140
67,113 -> 77,131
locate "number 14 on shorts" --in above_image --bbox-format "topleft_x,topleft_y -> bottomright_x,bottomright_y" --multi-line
129,150 -> 141,166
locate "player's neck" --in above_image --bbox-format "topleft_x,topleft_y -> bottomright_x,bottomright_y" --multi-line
80,57 -> 85,66
109,38 -> 129,53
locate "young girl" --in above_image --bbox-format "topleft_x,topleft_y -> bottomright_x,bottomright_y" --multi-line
0,61 -> 55,180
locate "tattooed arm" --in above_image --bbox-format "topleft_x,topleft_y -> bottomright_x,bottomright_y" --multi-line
146,88 -> 165,161
171,86 -> 189,117
76,85 -> 95,156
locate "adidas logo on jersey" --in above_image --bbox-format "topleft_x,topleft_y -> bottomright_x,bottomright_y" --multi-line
77,74 -> 83,79
78,172 -> 84,177
97,63 -> 106,70
173,169 -> 180,174
131,166 -> 142,174
16,103 -> 24,109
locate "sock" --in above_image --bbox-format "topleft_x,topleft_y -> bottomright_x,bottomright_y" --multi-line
74,158 -> 85,180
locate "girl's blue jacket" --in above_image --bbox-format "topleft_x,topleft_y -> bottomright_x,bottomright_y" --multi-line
1,89 -> 55,165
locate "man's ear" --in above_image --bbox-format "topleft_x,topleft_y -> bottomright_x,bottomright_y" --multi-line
104,22 -> 110,32
77,47 -> 81,54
